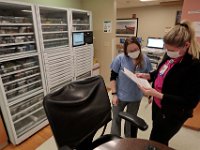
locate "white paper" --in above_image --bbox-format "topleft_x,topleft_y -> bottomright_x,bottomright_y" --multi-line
123,67 -> 151,88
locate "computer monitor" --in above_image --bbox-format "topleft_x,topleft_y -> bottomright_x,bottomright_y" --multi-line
147,37 -> 164,49
72,32 -> 84,47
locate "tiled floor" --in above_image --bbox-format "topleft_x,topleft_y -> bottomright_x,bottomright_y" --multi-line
37,96 -> 200,150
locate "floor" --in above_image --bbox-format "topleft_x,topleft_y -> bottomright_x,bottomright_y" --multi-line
2,126 -> 52,150
37,96 -> 200,150
3,96 -> 200,150
184,103 -> 200,130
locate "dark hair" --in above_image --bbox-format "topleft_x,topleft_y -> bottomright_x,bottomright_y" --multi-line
124,37 -> 144,68
124,37 -> 141,55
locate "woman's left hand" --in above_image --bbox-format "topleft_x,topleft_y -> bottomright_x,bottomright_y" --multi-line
138,85 -> 163,100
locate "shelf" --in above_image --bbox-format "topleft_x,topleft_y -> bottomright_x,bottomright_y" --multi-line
8,88 -> 43,106
42,31 -> 68,34
14,106 -> 43,124
73,30 -> 91,32
0,23 -> 33,26
12,100 -> 42,120
73,24 -> 90,26
44,45 -> 69,51
0,51 -> 38,62
10,93 -> 43,115
1,66 -> 39,77
43,37 -> 68,42
0,33 -> 34,37
3,73 -> 40,85
41,23 -> 67,26
0,41 -> 35,47
6,80 -> 41,94
16,116 -> 46,138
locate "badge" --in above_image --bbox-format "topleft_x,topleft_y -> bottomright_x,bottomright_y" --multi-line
159,64 -> 168,76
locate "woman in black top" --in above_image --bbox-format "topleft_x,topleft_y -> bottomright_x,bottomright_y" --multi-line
137,20 -> 200,146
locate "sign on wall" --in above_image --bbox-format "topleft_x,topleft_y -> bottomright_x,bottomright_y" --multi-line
103,20 -> 112,33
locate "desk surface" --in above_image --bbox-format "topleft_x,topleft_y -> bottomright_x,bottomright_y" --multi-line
142,47 -> 165,56
94,138 -> 174,150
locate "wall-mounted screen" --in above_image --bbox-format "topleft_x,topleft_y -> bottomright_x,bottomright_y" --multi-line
72,32 -> 84,47
147,37 -> 164,49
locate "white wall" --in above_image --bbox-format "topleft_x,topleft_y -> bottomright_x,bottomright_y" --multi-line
82,0 -> 116,86
117,5 -> 182,46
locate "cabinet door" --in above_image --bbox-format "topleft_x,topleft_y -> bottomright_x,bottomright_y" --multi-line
0,116 -> 8,147
1,56 -> 43,104
71,10 -> 92,32
74,45 -> 93,80
0,1 -> 47,145
37,6 -> 69,50
36,6 -> 73,92
10,93 -> 46,138
0,6 -> 36,57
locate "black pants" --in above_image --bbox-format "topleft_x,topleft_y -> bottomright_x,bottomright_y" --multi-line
149,101 -> 188,146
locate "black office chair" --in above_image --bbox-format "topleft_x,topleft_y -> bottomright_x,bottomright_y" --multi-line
43,75 -> 148,150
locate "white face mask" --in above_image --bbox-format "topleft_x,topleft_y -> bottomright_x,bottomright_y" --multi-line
166,50 -> 181,58
128,51 -> 140,59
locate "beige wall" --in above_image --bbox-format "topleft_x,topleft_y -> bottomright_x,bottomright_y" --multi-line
117,5 -> 182,46
13,0 -> 81,8
82,0 -> 116,86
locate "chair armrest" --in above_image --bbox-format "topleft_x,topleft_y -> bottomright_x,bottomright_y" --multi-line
119,112 -> 148,131
59,146 -> 73,150
92,134 -> 121,149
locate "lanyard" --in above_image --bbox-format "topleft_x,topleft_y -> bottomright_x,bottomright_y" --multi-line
159,59 -> 174,76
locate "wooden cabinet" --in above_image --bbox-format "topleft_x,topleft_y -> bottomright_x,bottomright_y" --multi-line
0,1 -> 48,145
0,116 -> 8,149
184,102 -> 200,130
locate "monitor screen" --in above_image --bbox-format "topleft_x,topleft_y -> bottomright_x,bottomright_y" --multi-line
147,37 -> 164,49
73,32 -> 84,47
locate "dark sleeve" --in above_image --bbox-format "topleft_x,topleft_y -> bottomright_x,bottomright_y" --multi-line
149,70 -> 158,82
161,61 -> 200,109
110,70 -> 118,81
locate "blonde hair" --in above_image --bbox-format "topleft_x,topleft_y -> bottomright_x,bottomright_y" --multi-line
164,20 -> 200,59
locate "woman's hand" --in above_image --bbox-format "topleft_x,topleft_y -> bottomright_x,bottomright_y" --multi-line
136,73 -> 151,80
112,95 -> 119,106
138,86 -> 163,100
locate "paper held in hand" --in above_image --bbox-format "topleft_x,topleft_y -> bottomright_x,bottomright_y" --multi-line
122,67 -> 151,88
